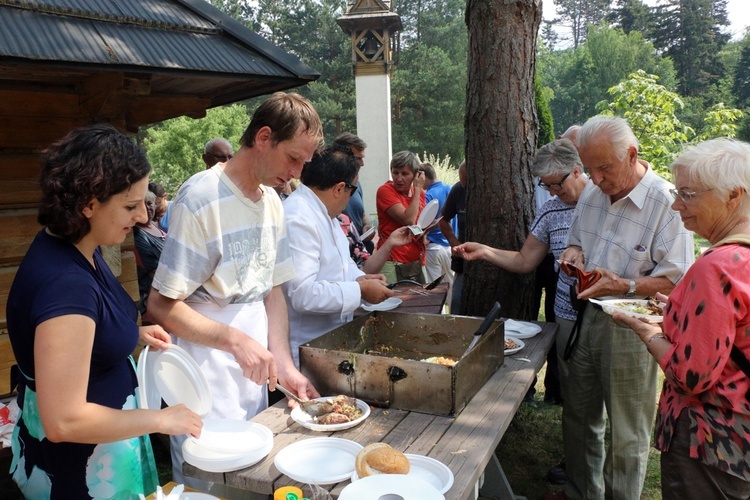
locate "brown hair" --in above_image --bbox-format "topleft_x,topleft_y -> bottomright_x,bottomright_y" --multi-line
240,92 -> 323,149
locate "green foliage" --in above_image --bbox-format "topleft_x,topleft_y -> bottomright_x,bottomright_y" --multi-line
652,0 -> 729,99
733,34 -> 750,108
598,70 -> 743,178
608,0 -> 656,37
696,103 -> 744,140
416,152 -> 459,186
598,70 -> 693,176
536,77 -> 555,147
553,0 -> 610,48
540,24 -> 676,135
143,104 -> 250,194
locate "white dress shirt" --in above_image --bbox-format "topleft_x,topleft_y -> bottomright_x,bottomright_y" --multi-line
283,183 -> 365,367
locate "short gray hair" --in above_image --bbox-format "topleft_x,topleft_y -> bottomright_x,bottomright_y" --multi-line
671,138 -> 750,213
390,151 -> 420,173
531,139 -> 581,178
578,115 -> 638,162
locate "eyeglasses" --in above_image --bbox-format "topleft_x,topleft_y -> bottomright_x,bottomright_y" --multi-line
538,172 -> 571,191
344,182 -> 358,196
669,188 -> 712,203
207,152 -> 233,161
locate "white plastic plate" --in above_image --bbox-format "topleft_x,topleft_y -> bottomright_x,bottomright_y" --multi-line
152,344 -> 212,417
188,419 -> 269,454
136,347 -> 162,411
504,336 -> 525,355
351,454 -> 454,494
274,437 -> 363,485
290,397 -> 370,432
589,298 -> 664,323
362,297 -> 402,312
340,474 -> 444,500
182,424 -> 273,474
504,319 -> 542,339
418,199 -> 440,229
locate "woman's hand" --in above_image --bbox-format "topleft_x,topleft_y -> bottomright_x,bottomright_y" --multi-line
157,404 -> 203,438
452,242 -> 487,261
412,170 -> 426,191
139,324 -> 171,350
612,312 -> 663,343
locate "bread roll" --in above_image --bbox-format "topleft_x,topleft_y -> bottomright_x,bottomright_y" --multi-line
355,443 -> 410,477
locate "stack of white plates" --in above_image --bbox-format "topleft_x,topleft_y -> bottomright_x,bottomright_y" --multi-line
136,345 -> 274,473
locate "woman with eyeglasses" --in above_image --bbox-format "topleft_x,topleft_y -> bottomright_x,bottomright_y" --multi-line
375,150 -> 427,283
615,138 -> 750,500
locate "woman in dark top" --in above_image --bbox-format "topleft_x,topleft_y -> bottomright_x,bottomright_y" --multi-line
7,124 -> 202,499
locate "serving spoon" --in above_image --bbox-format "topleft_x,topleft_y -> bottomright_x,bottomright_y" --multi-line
275,382 -> 334,417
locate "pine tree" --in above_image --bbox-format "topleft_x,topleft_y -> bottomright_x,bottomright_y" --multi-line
652,0 -> 730,98
608,0 -> 656,38
733,35 -> 750,108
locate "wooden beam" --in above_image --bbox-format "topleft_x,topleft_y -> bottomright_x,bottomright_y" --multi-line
126,96 -> 209,129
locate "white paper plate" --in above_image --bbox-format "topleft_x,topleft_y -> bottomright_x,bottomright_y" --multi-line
340,474 -> 444,500
189,419 -> 270,454
136,347 -> 162,411
182,424 -> 273,473
589,298 -> 664,323
362,297 -> 402,312
274,437 -> 363,484
290,397 -> 370,432
152,344 -> 212,417
418,199 -> 440,229
504,319 -> 542,339
351,454 -> 454,494
504,336 -> 525,355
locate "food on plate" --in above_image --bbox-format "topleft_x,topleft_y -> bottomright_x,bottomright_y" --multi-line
355,443 -> 410,477
615,300 -> 663,316
421,356 -> 457,366
504,338 -> 521,351
314,395 -> 363,425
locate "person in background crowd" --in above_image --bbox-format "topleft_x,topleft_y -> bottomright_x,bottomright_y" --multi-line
133,190 -> 166,317
616,138 -> 750,500
146,92 -> 322,484
376,151 -> 427,283
546,116 -> 694,500
283,147 -> 411,366
274,179 -> 295,200
439,160 -> 466,313
202,137 -> 234,169
6,124 -> 201,498
147,181 -> 168,228
455,140 -> 587,408
422,162 -> 454,292
333,132 -> 375,254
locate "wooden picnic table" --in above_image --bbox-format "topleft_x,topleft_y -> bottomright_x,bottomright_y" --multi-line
184,320 -> 557,500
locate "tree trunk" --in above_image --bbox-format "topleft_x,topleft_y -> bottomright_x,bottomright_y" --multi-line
462,0 -> 541,319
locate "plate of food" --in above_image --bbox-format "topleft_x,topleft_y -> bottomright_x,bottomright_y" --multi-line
350,444 -> 454,495
362,297 -> 402,312
504,319 -> 542,339
421,356 -> 457,367
589,298 -> 664,323
290,395 -> 371,432
504,336 -> 525,355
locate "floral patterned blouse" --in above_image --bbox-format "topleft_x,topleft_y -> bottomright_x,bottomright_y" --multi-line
656,239 -> 750,480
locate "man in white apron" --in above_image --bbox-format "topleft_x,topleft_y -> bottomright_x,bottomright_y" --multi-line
147,92 -> 323,483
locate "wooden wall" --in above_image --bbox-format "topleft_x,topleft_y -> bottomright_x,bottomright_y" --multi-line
0,86 -> 140,396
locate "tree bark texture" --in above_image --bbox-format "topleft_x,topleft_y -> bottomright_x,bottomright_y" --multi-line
462,0 -> 541,319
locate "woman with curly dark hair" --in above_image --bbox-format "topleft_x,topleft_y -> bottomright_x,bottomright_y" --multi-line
7,124 -> 202,498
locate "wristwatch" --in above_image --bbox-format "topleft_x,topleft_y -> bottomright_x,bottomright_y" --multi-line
625,279 -> 637,297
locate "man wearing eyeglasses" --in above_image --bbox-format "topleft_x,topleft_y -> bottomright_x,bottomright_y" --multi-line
201,137 -> 234,169
547,116 -> 694,500
282,147 -> 411,367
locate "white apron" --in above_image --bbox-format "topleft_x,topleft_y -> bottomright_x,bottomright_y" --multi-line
171,300 -> 269,483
